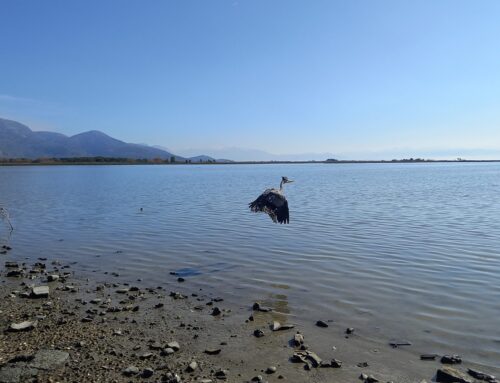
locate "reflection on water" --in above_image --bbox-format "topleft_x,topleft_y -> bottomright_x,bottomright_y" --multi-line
0,163 -> 499,369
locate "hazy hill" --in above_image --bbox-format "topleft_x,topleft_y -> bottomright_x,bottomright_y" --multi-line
0,118 -> 189,160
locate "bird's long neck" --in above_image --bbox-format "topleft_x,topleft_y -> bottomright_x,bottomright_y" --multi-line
279,180 -> 284,191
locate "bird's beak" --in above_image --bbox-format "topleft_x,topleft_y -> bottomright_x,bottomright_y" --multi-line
287,179 -> 294,183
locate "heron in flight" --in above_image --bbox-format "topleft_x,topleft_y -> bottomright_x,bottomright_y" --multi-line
249,176 -> 294,224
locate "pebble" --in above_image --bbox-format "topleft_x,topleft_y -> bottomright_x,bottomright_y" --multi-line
346,327 -> 355,334
204,348 -> 222,355
211,307 -> 222,316
141,368 -> 154,378
186,360 -> 198,372
122,366 -> 140,376
31,285 -> 49,298
293,332 -> 304,346
167,341 -> 180,351
9,320 -> 38,332
266,366 -> 277,374
389,339 -> 412,347
316,320 -> 328,328
47,275 -> 60,282
441,355 -> 462,364
215,369 -> 228,379
253,329 -> 265,338
252,302 -> 272,312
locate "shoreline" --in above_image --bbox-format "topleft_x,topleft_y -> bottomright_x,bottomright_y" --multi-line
1,160 -> 500,167
1,253 -> 498,382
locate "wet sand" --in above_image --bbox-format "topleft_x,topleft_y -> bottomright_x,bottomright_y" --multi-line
0,254 -> 498,383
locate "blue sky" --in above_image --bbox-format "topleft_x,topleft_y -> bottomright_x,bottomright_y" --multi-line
1,0 -> 500,160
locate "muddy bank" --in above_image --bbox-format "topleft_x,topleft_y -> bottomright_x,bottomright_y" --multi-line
0,254 -> 498,383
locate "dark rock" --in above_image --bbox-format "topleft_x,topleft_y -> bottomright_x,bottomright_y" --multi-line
467,368 -> 496,382
253,329 -> 265,338
215,369 -> 228,379
389,339 -> 412,347
204,348 -> 222,355
7,269 -> 23,277
421,354 -> 438,361
346,327 -> 355,334
211,307 -> 222,316
141,368 -> 154,378
441,355 -> 462,364
316,320 -> 328,328
436,366 -> 472,383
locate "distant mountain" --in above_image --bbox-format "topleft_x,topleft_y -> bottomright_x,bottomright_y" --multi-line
175,147 -> 336,162
0,117 -> 213,161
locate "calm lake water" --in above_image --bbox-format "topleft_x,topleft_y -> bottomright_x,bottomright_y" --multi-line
1,163 -> 499,369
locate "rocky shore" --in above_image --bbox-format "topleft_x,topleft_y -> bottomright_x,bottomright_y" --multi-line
0,250 -> 498,383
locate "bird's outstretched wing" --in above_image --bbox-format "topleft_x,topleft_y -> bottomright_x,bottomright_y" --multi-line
249,189 -> 289,224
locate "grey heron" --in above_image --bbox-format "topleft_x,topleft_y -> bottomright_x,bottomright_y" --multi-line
249,176 -> 294,224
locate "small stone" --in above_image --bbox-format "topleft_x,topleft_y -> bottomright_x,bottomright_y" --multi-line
141,368 -> 154,378
266,366 -> 277,374
346,327 -> 355,334
31,286 -> 49,298
122,366 -> 140,376
162,348 -> 175,355
389,339 -> 412,347
253,329 -> 265,337
316,320 -> 328,328
211,307 -> 222,316
116,288 -> 129,294
47,275 -> 59,282
321,359 -> 342,368
293,332 -> 304,346
204,348 -> 221,355
252,302 -> 272,312
139,352 -> 153,360
251,375 -> 263,381
177,277 -> 185,282
441,355 -> 462,364
9,320 -> 37,332
215,369 -> 227,378
5,261 -> 19,268
167,341 -> 180,351
186,361 -> 198,372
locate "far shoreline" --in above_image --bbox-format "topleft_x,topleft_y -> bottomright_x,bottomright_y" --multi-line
1,158 -> 500,166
